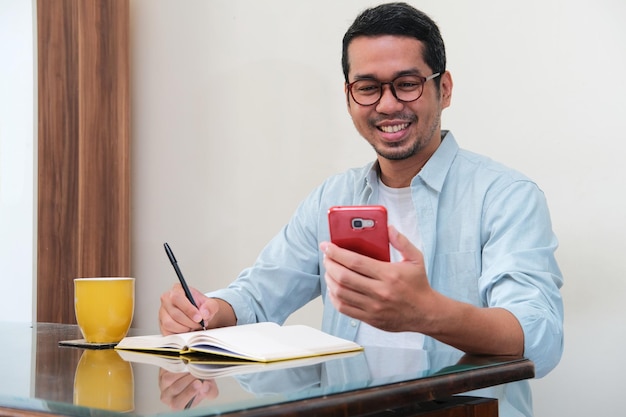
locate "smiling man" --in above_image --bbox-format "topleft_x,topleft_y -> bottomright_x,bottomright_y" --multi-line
160,0 -> 564,395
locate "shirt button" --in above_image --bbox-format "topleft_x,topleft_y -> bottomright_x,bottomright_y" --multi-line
350,320 -> 357,327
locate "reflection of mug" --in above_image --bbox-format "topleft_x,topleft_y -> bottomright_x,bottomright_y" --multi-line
74,277 -> 134,343
74,349 -> 134,412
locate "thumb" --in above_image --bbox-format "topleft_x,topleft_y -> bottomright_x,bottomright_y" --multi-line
388,225 -> 424,264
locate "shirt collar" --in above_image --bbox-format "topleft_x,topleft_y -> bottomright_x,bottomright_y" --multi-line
416,130 -> 458,193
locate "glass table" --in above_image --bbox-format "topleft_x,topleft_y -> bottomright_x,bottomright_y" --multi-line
0,322 -> 534,417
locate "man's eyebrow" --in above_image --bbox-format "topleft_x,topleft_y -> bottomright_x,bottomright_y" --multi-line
350,68 -> 425,81
350,73 -> 378,81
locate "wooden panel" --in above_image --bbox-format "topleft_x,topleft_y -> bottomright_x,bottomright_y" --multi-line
37,0 -> 130,324
37,0 -> 80,324
75,0 -> 130,275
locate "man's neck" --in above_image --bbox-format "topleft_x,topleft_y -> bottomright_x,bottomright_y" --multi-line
377,159 -> 424,188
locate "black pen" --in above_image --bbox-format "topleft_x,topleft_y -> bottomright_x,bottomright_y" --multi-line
163,242 -> 206,330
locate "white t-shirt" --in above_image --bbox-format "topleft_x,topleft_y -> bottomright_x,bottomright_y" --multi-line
355,178 -> 426,352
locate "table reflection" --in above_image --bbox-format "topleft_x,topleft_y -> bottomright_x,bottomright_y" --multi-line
73,350 -> 134,412
149,345 -> 532,417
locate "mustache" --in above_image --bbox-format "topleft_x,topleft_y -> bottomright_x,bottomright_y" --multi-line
369,114 -> 417,125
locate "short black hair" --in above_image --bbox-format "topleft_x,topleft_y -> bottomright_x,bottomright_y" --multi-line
342,2 -> 446,83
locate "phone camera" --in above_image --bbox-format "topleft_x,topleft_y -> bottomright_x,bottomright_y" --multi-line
352,219 -> 363,229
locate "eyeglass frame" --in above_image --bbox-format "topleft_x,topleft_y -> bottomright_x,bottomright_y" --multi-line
346,72 -> 441,106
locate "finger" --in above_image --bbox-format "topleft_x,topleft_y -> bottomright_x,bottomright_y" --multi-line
159,312 -> 194,335
169,284 -> 205,322
174,380 -> 205,410
158,369 -> 188,390
159,373 -> 200,410
190,286 -> 209,310
196,297 -> 220,326
323,258 -> 383,318
321,241 -> 384,280
325,274 -> 371,317
159,371 -> 192,398
190,287 -> 213,321
173,379 -> 212,410
199,379 -> 219,400
158,305 -> 189,336
323,251 -> 367,299
187,379 -> 219,407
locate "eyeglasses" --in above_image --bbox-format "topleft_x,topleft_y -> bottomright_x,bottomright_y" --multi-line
347,73 -> 441,106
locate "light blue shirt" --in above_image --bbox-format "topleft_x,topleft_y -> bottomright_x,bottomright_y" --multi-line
209,131 -> 564,378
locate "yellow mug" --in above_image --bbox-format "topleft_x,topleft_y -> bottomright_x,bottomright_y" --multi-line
74,349 -> 134,412
74,277 -> 135,343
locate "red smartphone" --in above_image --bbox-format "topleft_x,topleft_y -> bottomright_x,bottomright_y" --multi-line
328,205 -> 390,262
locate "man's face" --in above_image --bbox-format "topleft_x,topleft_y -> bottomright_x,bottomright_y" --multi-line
345,35 -> 451,163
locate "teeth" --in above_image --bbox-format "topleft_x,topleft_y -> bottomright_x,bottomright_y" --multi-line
380,123 -> 409,133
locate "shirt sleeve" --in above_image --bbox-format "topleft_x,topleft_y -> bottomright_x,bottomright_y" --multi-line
479,179 -> 564,378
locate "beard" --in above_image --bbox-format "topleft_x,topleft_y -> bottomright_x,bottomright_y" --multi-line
372,137 -> 424,160
369,113 -> 440,161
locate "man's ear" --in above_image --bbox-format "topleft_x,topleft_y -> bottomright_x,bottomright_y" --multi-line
440,71 -> 453,109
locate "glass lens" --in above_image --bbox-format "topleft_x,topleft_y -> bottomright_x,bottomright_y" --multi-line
350,80 -> 382,105
393,75 -> 424,101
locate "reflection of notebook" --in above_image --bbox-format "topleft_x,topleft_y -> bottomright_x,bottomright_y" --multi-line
59,339 -> 118,349
116,349 -> 361,379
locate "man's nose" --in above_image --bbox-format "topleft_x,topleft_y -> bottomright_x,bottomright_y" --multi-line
376,83 -> 404,113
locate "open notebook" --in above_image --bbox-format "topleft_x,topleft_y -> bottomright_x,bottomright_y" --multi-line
115,322 -> 363,363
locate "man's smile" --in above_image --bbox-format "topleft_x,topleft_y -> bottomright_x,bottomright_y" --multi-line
378,122 -> 410,133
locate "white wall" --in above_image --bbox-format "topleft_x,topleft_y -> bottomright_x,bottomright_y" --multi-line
0,0 -> 36,323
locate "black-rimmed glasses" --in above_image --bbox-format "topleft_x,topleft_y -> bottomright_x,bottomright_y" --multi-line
347,72 -> 441,106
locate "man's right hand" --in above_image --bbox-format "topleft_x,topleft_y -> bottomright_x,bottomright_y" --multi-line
159,283 -> 210,334
159,284 -> 236,335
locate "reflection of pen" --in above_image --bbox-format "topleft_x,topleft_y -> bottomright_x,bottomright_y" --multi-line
163,242 -> 206,330
184,395 -> 196,409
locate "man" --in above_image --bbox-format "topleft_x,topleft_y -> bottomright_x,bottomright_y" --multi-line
160,2 -> 563,380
